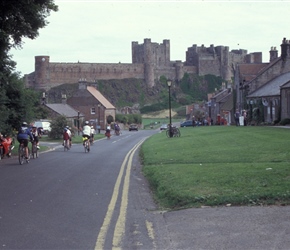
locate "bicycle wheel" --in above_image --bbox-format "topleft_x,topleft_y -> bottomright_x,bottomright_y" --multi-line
31,144 -> 36,159
166,130 -> 170,138
64,140 -> 68,151
18,145 -> 24,165
35,144 -> 38,158
175,128 -> 181,137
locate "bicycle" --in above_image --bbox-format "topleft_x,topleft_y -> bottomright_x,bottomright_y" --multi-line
18,141 -> 30,164
166,126 -> 181,138
31,140 -> 38,159
63,139 -> 70,151
83,137 -> 90,153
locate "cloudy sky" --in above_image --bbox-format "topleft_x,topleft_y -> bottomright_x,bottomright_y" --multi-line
10,0 -> 290,76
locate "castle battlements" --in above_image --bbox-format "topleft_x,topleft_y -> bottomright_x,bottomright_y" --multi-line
25,39 -> 262,90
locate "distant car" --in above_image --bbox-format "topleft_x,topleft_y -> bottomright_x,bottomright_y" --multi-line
180,120 -> 194,127
129,124 -> 138,131
160,124 -> 168,130
33,120 -> 51,134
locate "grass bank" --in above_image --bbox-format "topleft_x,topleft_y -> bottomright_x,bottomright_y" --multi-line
141,126 -> 290,209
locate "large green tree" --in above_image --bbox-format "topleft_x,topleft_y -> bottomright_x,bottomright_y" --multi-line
0,0 -> 58,82
0,0 -> 58,135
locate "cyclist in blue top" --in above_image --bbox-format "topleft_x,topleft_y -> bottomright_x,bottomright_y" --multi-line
17,122 -> 34,160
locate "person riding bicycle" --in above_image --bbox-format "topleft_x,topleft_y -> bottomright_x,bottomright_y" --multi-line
31,125 -> 40,149
66,126 -> 72,147
90,126 -> 95,143
17,122 -> 34,160
63,126 -> 71,148
82,121 -> 91,151
114,122 -> 120,135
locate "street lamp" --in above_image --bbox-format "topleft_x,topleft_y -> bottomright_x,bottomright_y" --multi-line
97,104 -> 101,133
167,80 -> 173,138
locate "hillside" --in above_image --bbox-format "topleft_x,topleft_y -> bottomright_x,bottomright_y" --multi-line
45,74 -> 224,115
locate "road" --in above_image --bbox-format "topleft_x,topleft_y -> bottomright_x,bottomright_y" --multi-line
1,128 -> 290,250
0,129 -> 168,249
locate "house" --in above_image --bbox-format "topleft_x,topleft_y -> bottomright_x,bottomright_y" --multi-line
246,38 -> 290,123
66,81 -> 116,130
44,103 -> 85,131
209,84 -> 233,125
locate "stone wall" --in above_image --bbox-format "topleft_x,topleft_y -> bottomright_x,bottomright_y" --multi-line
25,38 -> 262,90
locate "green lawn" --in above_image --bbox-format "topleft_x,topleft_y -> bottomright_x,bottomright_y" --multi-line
141,126 -> 290,209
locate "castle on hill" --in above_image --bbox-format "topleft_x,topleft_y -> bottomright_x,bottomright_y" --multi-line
24,38 -> 262,90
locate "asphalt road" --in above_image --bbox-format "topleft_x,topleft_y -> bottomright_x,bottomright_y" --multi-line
1,128 -> 290,250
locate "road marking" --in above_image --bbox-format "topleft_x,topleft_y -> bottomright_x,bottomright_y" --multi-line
95,138 -> 147,250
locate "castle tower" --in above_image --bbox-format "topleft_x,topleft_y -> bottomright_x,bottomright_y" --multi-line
175,61 -> 184,81
222,46 -> 231,81
144,39 -> 155,87
35,56 -> 49,89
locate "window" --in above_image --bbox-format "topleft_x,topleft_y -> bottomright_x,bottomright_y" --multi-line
91,107 -> 96,114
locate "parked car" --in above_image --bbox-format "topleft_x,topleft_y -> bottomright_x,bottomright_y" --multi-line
33,120 -> 51,134
180,120 -> 194,127
129,124 -> 138,131
160,124 -> 168,130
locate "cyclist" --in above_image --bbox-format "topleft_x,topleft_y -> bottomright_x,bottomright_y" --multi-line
82,121 -> 91,151
31,125 -> 40,149
66,126 -> 72,147
114,122 -> 120,135
63,126 -> 71,149
90,126 -> 95,144
17,122 -> 34,160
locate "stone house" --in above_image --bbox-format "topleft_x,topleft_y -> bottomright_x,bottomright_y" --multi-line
245,38 -> 290,123
44,103 -> 85,131
66,82 -> 116,130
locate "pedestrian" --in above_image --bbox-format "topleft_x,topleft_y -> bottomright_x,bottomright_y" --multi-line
243,110 -> 247,126
235,109 -> 240,126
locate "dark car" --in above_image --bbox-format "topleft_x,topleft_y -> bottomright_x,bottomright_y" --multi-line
129,124 -> 138,131
180,120 -> 194,127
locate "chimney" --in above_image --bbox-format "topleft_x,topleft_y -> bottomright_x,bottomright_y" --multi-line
61,94 -> 67,104
269,46 -> 278,62
281,37 -> 290,61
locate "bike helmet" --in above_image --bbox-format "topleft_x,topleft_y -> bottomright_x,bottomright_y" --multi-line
85,121 -> 89,125
22,122 -> 28,127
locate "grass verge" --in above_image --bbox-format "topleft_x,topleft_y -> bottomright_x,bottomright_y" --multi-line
141,126 -> 290,209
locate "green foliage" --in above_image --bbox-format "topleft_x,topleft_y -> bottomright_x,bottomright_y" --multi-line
141,126 -> 290,209
106,115 -> 114,124
115,114 -> 142,124
280,118 -> 290,125
179,73 -> 223,103
49,115 -> 67,139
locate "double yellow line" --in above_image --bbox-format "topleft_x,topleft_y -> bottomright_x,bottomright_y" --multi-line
95,138 -> 147,250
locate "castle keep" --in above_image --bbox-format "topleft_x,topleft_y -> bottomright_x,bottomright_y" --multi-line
25,38 -> 261,90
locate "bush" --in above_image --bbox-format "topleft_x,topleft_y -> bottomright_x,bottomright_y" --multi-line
280,118 -> 290,125
48,115 -> 68,139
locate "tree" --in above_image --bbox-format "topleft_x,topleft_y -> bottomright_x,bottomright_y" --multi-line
0,0 -> 58,135
0,0 -> 58,81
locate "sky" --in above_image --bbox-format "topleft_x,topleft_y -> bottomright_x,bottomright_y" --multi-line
10,0 -> 290,76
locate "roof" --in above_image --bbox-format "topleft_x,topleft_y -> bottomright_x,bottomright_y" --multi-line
239,63 -> 269,82
87,86 -> 115,109
248,72 -> 290,98
45,103 -> 82,117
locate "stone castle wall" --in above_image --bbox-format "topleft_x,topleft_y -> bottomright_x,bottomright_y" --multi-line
25,38 -> 262,90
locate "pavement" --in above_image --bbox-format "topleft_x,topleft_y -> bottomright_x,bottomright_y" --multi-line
158,205 -> 290,250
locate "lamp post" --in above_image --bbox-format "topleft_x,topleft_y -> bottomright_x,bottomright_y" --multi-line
77,111 -> 80,135
97,104 -> 101,133
167,80 -> 173,138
